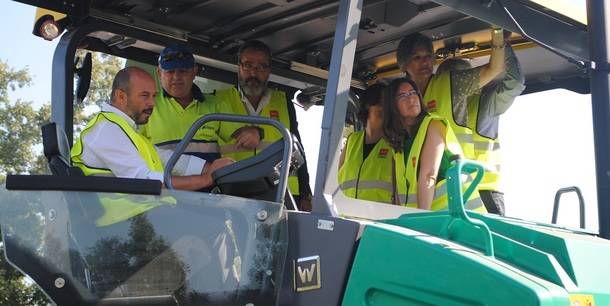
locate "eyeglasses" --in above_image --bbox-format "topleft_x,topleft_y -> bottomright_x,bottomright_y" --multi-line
160,51 -> 190,62
239,61 -> 270,72
395,90 -> 419,102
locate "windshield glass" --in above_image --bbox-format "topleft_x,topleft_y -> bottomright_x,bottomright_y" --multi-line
0,186 -> 287,305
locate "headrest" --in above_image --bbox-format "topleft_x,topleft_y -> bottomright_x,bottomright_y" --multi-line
42,122 -> 71,162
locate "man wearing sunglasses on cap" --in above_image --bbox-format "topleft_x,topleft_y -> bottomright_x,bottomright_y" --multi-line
213,40 -> 313,211
139,45 -> 222,191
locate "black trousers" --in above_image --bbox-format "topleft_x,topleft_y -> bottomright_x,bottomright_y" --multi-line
479,190 -> 505,216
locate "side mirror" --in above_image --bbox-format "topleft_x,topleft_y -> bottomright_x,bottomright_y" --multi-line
295,86 -> 325,110
75,52 -> 92,105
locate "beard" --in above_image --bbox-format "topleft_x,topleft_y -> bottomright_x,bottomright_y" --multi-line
238,74 -> 268,98
133,108 -> 153,125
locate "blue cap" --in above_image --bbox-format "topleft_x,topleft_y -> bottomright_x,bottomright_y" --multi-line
158,45 -> 195,70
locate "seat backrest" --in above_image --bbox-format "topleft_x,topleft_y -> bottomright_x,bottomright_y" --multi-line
42,122 -> 83,176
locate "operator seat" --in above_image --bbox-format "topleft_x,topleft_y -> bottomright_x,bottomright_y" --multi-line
41,122 -> 83,176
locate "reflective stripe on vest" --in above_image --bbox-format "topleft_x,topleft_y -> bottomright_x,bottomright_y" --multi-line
468,93 -> 501,191
339,179 -> 394,192
138,90 -> 220,160
337,131 -> 406,203
395,114 -> 485,212
156,141 -> 219,153
71,112 -> 164,176
215,87 -> 300,195
423,72 -> 475,159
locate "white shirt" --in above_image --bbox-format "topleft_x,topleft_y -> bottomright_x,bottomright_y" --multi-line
238,86 -> 271,115
79,104 -> 206,183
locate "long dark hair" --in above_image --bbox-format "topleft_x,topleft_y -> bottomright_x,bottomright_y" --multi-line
382,77 -> 427,152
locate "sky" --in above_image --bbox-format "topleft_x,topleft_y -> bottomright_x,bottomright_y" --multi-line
0,1 -> 598,232
1,2 -> 58,107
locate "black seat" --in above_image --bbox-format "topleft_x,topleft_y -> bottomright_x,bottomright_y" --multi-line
41,122 -> 83,176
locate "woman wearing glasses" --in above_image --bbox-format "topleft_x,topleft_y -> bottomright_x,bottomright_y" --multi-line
338,83 -> 406,204
383,77 -> 485,211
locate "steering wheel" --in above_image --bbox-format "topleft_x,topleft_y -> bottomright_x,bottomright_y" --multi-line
164,114 -> 297,205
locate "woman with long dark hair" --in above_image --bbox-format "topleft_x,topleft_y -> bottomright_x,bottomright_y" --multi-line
384,77 -> 485,211
338,83 -> 406,204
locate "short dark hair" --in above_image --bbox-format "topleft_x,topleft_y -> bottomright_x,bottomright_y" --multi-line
358,82 -> 386,124
382,77 -> 427,151
110,67 -> 149,102
111,67 -> 133,102
237,40 -> 272,65
396,33 -> 433,72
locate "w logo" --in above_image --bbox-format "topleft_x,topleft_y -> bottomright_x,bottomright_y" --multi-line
298,264 -> 316,283
294,255 -> 321,292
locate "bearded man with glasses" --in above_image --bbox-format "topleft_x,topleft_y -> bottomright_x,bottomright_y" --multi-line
213,40 -> 313,211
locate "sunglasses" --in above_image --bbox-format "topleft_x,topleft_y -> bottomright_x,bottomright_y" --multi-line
395,90 -> 419,102
160,51 -> 190,62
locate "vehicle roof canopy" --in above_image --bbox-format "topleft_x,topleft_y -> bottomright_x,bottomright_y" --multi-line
24,0 -> 590,95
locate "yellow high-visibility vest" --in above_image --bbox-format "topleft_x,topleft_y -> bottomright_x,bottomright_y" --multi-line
71,112 -> 164,176
395,114 -> 486,212
71,111 -> 172,226
139,89 -> 220,160
214,87 -> 300,195
338,131 -> 406,204
467,94 -> 501,191
423,72 -> 475,159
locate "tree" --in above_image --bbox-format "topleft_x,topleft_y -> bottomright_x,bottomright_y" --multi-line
74,51 -> 124,110
0,100 -> 50,175
0,54 -> 123,305
0,61 -> 50,179
73,52 -> 124,134
0,60 -> 52,305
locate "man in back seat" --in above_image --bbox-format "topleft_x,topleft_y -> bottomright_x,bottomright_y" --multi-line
213,40 -> 313,211
138,45 -> 222,189
71,67 -> 233,190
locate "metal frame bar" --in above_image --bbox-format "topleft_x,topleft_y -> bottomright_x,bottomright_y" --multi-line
51,23 -> 96,143
552,186 -> 586,229
272,0 -> 385,58
312,0 -> 363,216
587,0 -> 610,239
51,18 -> 329,143
431,0 -> 589,62
52,19 -> 184,143
215,0 -> 338,44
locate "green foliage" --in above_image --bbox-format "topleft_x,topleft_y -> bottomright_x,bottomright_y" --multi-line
0,60 -> 31,100
76,51 -> 124,109
73,52 -> 124,134
86,215 -> 186,297
0,228 -> 50,306
0,62 -> 50,177
0,53 -> 123,304
0,60 -> 52,305
0,100 -> 50,175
